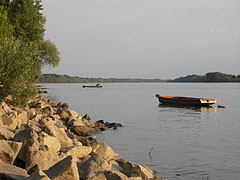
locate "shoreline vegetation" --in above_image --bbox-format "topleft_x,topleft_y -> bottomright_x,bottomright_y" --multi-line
39,72 -> 240,83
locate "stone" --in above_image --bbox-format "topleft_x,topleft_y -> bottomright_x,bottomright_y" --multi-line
57,109 -> 69,121
122,161 -> 154,179
25,148 -> 61,171
27,166 -> 50,180
41,106 -> 54,115
83,114 -> 91,120
73,125 -> 94,137
68,110 -> 81,119
44,155 -> 79,180
57,102 -> 63,108
0,140 -> 22,164
26,108 -> 36,119
78,153 -> 111,179
43,124 -> 72,148
0,125 -> 15,140
110,160 -> 123,172
62,103 -> 69,109
93,143 -> 116,161
104,170 -> 129,180
67,119 -> 85,128
61,145 -> 92,161
38,131 -> 61,153
88,173 -> 107,180
0,161 -> 29,179
152,175 -> 168,180
14,126 -> 40,161
0,114 -> 18,130
17,110 -> 28,125
0,100 -> 11,114
29,101 -> 43,109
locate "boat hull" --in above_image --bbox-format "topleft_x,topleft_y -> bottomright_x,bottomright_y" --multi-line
156,95 -> 216,107
82,85 -> 102,88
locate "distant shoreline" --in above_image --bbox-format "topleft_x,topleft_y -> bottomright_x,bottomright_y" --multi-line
39,72 -> 240,83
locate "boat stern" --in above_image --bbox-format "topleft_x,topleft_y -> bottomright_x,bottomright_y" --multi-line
200,99 -> 217,105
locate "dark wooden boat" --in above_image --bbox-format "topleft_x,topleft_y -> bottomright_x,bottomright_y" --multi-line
82,83 -> 102,88
156,94 -> 217,107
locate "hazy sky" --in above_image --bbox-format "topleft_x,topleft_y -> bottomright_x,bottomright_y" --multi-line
42,0 -> 239,79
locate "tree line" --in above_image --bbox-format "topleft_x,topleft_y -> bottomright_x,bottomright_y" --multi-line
0,0 -> 60,105
39,74 -> 165,83
171,72 -> 240,82
39,72 -> 240,83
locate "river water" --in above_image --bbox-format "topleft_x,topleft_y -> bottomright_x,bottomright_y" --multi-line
41,83 -> 240,180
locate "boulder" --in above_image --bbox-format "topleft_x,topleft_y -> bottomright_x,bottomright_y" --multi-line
73,125 -> 96,137
68,110 -> 81,119
14,126 -> 40,161
0,161 -> 29,180
38,131 -> 61,153
78,153 -> 111,179
104,170 -> 129,180
43,124 -> 72,148
25,148 -> 61,171
76,136 -> 98,147
152,175 -> 168,180
41,106 -> 54,115
0,100 -> 11,114
83,114 -> 91,120
0,140 -> 22,164
93,143 -> 116,161
44,155 -> 79,180
26,108 -> 36,119
62,103 -> 69,109
27,166 -> 50,180
0,113 -> 19,130
57,102 -> 63,108
67,118 -> 85,128
0,125 -> 15,140
57,109 -> 69,122
122,161 -> 154,179
88,173 -> 107,180
61,145 -> 92,161
13,110 -> 28,125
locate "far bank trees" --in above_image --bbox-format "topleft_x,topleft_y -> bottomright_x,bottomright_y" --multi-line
0,0 -> 60,105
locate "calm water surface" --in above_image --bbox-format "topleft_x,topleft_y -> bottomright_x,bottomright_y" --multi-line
42,83 -> 240,180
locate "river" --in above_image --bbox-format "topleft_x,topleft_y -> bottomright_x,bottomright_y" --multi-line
41,83 -> 240,180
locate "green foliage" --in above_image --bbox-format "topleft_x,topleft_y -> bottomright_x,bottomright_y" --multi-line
8,0 -> 45,41
173,72 -> 240,82
39,74 -> 165,83
0,8 -> 37,105
0,0 -> 60,105
39,40 -> 60,67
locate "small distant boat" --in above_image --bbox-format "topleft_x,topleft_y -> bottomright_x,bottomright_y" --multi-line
156,94 -> 217,107
82,83 -> 103,88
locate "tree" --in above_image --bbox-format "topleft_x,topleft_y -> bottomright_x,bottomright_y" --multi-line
8,0 -> 60,68
0,0 -> 60,105
0,7 -> 37,105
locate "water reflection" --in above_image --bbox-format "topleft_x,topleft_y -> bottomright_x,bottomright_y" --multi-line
200,107 -> 217,120
158,104 -> 217,120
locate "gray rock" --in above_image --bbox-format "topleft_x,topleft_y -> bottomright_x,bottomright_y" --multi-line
0,161 -> 29,180
44,155 -> 79,180
0,125 -> 15,140
27,166 -> 50,180
0,140 -> 22,164
78,153 -> 111,179
122,161 -> 154,179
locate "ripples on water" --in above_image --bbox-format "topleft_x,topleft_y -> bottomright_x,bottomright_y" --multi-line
42,83 -> 240,180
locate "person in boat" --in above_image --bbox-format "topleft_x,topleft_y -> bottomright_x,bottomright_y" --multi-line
96,83 -> 101,87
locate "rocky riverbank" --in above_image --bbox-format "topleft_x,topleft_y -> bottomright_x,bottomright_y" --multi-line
0,94 -> 167,180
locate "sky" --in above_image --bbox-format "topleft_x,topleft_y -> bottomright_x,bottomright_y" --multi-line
41,0 -> 239,79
